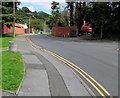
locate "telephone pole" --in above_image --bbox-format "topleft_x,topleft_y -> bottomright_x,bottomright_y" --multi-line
13,0 -> 15,38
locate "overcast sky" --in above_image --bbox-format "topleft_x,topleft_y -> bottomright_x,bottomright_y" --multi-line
18,0 -> 66,14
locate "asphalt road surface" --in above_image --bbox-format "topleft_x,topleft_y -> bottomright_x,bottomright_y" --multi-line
29,34 -> 118,96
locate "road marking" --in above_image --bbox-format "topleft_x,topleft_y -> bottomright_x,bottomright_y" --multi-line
44,49 -> 113,98
26,36 -> 42,49
26,35 -> 113,98
44,49 -> 106,97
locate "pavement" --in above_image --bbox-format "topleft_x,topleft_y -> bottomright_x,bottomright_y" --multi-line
2,34 -> 92,97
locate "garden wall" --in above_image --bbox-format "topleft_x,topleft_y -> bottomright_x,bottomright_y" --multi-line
52,26 -> 78,37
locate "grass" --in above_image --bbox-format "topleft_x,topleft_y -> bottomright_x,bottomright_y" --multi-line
1,51 -> 24,92
0,33 -> 25,92
0,33 -> 24,50
33,31 -> 51,35
1,37 -> 13,49
0,52 -> 2,90
42,32 -> 51,35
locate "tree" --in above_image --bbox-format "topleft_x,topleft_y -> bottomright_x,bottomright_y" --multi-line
29,19 -> 44,30
46,1 -> 64,29
75,2 -> 87,36
65,1 -> 88,36
51,1 -> 60,11
22,7 -> 30,13
66,2 -> 74,26
1,0 -> 20,27
84,2 -> 120,39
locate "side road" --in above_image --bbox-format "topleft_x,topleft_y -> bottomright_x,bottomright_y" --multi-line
9,35 -> 92,96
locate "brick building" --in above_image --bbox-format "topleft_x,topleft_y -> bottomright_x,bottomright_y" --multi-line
3,23 -> 34,34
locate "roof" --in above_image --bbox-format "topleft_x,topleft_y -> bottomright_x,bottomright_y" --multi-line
14,23 -> 22,27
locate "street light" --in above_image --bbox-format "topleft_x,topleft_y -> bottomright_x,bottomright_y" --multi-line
26,13 -> 34,33
29,17 -> 30,33
13,0 -> 15,38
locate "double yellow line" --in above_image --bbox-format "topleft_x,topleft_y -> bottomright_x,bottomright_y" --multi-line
27,35 -> 113,98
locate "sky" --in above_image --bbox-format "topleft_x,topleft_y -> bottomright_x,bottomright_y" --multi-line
18,0 -> 66,14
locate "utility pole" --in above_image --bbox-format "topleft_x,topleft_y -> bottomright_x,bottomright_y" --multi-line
13,0 -> 15,38
29,17 -> 30,33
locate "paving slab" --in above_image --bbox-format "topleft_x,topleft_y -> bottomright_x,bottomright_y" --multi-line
23,55 -> 43,64
18,69 -> 50,96
25,64 -> 46,70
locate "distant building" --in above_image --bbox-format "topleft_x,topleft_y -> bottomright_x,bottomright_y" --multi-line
21,23 -> 28,29
3,23 -> 34,34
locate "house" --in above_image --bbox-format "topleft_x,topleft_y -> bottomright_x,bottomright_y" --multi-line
3,23 -> 34,34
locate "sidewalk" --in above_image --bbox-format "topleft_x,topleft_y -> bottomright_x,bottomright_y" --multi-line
13,34 -> 92,96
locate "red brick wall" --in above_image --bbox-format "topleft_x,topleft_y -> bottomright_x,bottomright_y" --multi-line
8,27 -> 25,33
3,25 -> 9,33
25,28 -> 34,33
52,26 -> 78,37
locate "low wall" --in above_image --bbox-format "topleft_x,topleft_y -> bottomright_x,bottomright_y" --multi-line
52,26 -> 78,37
25,28 -> 34,33
9,27 -> 25,33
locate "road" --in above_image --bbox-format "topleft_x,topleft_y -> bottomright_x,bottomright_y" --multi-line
29,34 -> 118,96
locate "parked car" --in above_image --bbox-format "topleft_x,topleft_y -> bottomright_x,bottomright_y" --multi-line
81,26 -> 92,34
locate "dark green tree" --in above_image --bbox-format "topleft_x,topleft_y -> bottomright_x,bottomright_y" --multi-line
66,2 -> 74,26
22,7 -> 30,13
46,1 -> 64,29
1,0 -> 20,27
84,2 -> 120,40
75,2 -> 87,36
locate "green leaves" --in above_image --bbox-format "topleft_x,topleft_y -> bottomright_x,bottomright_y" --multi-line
2,2 -> 16,27
84,2 -> 120,39
46,1 -> 64,29
51,1 -> 60,10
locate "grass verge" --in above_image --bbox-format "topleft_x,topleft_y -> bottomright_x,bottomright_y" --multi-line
42,32 -> 51,35
0,33 -> 24,50
1,51 -> 24,93
1,37 -> 13,49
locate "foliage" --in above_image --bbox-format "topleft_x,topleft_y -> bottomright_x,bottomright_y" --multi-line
61,1 -> 120,40
33,31 -> 39,34
46,1 -> 64,29
1,1 -> 49,30
21,7 -> 30,13
84,2 -> 120,40
1,1 -> 20,27
51,1 -> 60,10
15,8 -> 49,30
34,11 -> 50,21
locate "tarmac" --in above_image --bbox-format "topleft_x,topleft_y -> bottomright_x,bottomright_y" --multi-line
2,34 -> 93,97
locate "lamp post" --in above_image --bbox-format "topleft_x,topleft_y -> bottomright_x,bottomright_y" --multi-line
29,17 -> 30,33
26,13 -> 34,33
9,0 -> 17,51
13,0 -> 15,38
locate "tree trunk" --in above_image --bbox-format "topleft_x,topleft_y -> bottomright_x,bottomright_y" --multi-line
1,23 -> 3,37
101,25 -> 103,39
75,2 -> 83,36
70,2 -> 74,26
